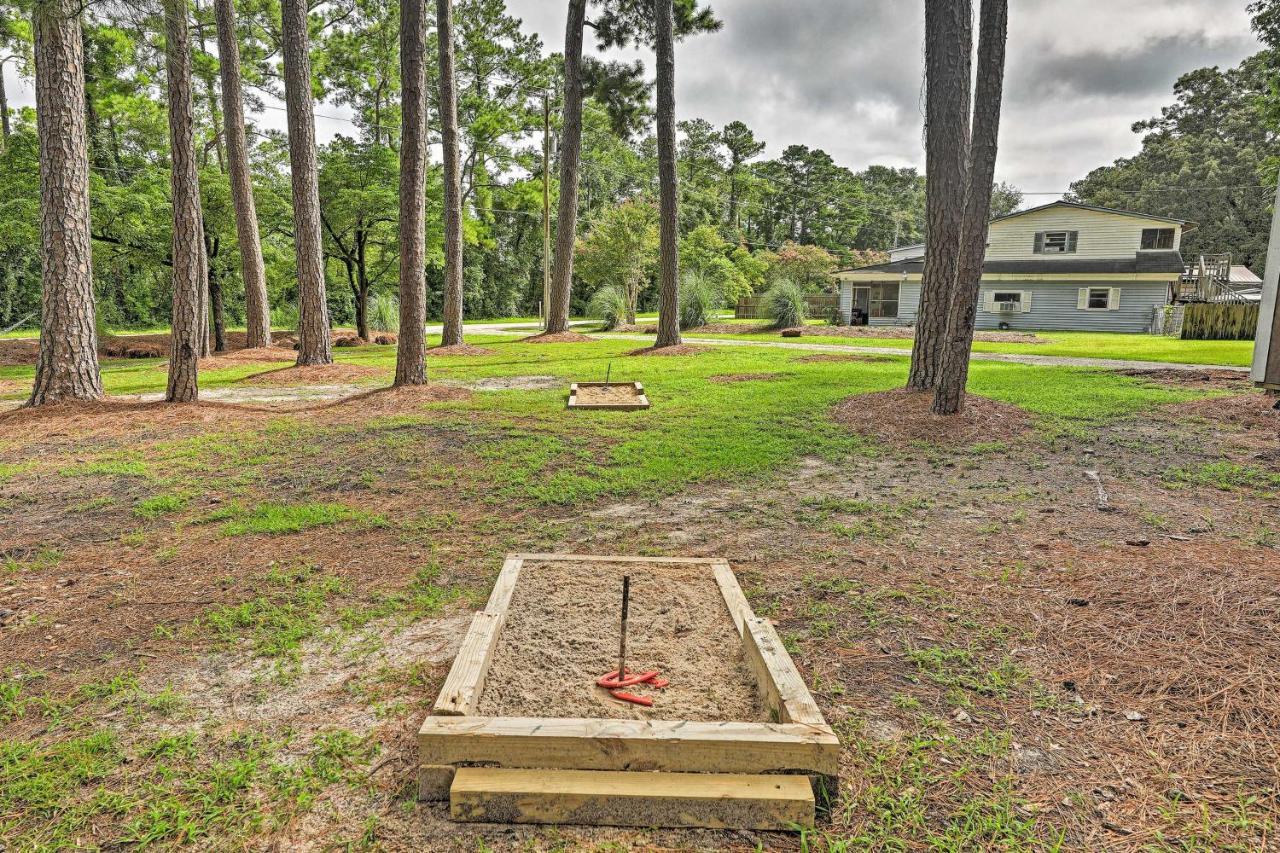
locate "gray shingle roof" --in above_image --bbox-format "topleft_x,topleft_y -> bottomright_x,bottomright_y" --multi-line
839,251 -> 1185,277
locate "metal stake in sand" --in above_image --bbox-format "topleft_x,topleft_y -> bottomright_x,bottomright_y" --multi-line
604,361 -> 612,389
617,574 -> 629,677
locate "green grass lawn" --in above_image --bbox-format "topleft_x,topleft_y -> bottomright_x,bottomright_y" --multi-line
660,327 -> 1256,367
9,334 -> 1218,508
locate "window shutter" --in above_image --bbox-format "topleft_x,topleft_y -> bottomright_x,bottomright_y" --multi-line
983,290 -> 996,311
1109,287 -> 1122,310
1067,232 -> 1079,253
1033,232 -> 1045,253
1077,288 -> 1088,309
1021,292 -> 1032,313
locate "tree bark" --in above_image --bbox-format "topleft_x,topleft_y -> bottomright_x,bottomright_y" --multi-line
281,0 -> 332,365
395,0 -> 428,384
28,0 -> 103,406
214,0 -> 271,348
164,0 -> 203,403
907,0 -> 971,391
653,0 -> 681,348
933,0 -> 1008,415
545,0 -> 586,335
437,0 -> 464,346
0,64 -> 10,142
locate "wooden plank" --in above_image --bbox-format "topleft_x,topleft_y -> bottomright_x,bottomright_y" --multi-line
419,764 -> 456,801
711,559 -> 752,636
483,556 -> 523,616
419,715 -> 839,777
511,553 -> 723,565
449,767 -> 814,830
742,616 -> 826,727
431,611 -> 505,716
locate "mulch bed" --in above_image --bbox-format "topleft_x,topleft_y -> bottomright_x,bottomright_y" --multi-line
520,331 -> 595,344
627,344 -> 709,357
707,373 -> 781,384
831,388 -> 1031,446
1119,367 -> 1253,389
241,363 -> 385,387
428,344 -> 497,357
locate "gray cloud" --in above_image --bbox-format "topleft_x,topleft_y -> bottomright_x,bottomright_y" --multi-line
508,0 -> 1262,199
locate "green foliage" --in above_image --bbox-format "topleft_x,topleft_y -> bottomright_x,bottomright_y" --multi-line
574,199 -> 659,323
678,272 -> 719,330
367,292 -> 399,334
586,284 -> 629,331
763,279 -> 808,329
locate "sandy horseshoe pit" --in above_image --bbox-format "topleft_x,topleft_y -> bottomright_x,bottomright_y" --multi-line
567,381 -> 650,410
418,553 -> 839,832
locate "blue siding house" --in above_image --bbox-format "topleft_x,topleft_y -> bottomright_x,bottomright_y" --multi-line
834,202 -> 1192,333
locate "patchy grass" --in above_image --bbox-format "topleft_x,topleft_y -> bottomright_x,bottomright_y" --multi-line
1164,460 -> 1280,492
202,501 -> 387,537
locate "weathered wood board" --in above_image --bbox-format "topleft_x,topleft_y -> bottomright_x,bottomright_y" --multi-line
567,381 -> 651,410
450,767 -> 815,830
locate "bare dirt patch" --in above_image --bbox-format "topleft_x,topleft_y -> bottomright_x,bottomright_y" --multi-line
831,388 -> 1031,446
428,343 -> 496,357
314,384 -> 472,416
520,330 -> 595,343
475,559 -> 765,722
1119,367 -> 1253,389
707,372 -> 781,384
465,375 -> 561,391
242,362 -> 385,387
627,344 -> 708,356
795,353 -> 897,364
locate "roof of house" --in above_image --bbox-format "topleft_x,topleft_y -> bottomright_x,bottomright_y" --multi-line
989,200 -> 1191,226
1228,265 -> 1262,284
838,250 -> 1186,277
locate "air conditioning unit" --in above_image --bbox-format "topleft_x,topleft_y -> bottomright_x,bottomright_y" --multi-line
997,301 -> 1021,313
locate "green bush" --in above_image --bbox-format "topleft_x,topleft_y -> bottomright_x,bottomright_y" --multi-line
679,272 -> 720,330
763,279 -> 808,329
587,285 -> 629,331
270,303 -> 299,331
368,293 -> 400,333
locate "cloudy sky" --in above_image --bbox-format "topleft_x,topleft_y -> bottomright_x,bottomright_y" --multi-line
504,0 -> 1262,198
2,0 -> 1261,202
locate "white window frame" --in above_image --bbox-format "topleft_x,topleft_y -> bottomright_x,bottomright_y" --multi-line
1079,286 -> 1121,311
1037,231 -> 1077,254
984,290 -> 1031,313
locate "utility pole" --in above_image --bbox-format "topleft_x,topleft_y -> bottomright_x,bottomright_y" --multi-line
542,89 -> 551,329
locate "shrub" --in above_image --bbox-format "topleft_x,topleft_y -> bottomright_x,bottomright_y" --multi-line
587,285 -> 629,331
679,272 -> 720,330
270,302 -> 299,330
368,292 -> 400,333
763,279 -> 808,329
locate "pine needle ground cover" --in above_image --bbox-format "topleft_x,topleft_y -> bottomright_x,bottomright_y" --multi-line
1,336 -> 1276,849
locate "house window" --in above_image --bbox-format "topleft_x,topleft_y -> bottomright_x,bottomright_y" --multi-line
993,291 -> 1022,308
1035,231 -> 1078,253
868,282 -> 899,319
1086,287 -> 1112,309
1140,228 -> 1175,250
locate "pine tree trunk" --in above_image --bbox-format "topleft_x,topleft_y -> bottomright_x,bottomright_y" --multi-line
281,0 -> 332,366
395,0 -> 428,384
437,0 -> 464,346
164,0 -> 203,403
653,0 -> 681,348
0,66 -> 10,142
214,0 -> 271,349
933,0 -> 1007,415
545,0 -> 586,335
907,0 -> 971,392
28,0 -> 103,406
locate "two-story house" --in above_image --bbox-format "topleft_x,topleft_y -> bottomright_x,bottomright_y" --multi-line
834,201 -> 1192,332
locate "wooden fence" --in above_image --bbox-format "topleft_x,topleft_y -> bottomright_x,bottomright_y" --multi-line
1180,303 -> 1260,340
735,294 -> 840,321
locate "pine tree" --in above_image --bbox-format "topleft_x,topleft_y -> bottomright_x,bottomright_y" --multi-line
395,0 -> 429,384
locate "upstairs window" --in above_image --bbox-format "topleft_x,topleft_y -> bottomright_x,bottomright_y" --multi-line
1140,228 -> 1175,250
1034,231 -> 1078,253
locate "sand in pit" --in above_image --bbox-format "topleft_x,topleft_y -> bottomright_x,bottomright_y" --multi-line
475,560 -> 765,722
572,384 -> 646,406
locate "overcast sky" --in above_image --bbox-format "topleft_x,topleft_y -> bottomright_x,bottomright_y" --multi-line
2,0 -> 1261,203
